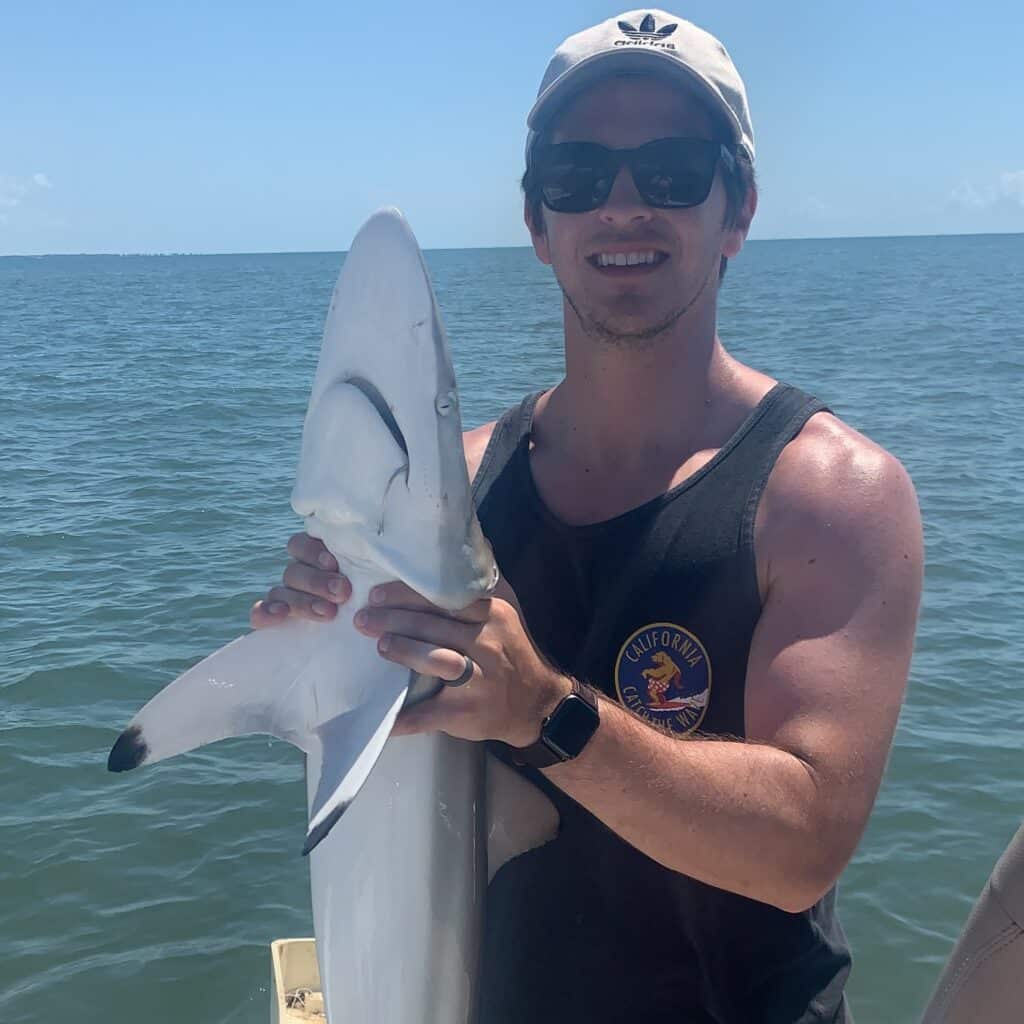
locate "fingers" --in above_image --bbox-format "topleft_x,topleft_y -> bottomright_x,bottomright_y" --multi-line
250,533 -> 351,630
283,560 -> 351,605
250,597 -> 291,630
376,634 -> 477,684
365,581 -> 435,611
287,531 -> 338,571
250,585 -> 339,629
355,606 -> 477,654
367,580 -> 491,621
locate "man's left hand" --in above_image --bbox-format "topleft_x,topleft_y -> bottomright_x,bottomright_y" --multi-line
353,579 -> 570,748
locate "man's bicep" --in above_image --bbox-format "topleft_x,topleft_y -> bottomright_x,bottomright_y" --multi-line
744,451 -> 923,851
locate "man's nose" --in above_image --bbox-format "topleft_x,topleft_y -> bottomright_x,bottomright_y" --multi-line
599,165 -> 653,225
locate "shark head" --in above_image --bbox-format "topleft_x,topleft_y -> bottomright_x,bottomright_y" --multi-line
291,209 -> 497,610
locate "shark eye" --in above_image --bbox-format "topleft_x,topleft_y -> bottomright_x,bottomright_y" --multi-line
435,391 -> 457,416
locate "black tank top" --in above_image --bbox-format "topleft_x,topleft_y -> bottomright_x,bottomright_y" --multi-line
472,383 -> 852,1024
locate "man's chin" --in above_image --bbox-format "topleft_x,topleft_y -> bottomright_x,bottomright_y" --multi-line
560,262 -> 718,347
578,305 -> 683,346
556,270 -> 703,347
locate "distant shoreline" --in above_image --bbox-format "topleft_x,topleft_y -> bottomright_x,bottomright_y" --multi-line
2,230 -> 1022,260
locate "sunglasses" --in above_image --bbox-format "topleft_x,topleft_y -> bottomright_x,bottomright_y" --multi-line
527,137 -> 735,214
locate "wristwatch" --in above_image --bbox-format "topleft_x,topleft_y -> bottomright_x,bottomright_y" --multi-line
511,678 -> 600,769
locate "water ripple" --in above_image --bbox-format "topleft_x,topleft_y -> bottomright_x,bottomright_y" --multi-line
1,237 -> 1022,1022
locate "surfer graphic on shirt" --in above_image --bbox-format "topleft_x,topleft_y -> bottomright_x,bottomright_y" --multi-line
641,651 -> 704,709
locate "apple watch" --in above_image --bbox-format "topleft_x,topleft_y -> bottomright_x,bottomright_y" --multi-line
511,678 -> 600,769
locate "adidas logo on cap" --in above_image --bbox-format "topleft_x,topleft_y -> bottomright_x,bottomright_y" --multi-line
617,14 -> 678,41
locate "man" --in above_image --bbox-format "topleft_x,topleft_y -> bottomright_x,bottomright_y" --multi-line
252,10 -> 923,1022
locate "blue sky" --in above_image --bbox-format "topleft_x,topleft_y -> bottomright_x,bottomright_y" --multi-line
3,1 -> 1022,254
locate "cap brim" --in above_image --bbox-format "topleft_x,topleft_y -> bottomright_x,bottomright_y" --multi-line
527,48 -> 743,150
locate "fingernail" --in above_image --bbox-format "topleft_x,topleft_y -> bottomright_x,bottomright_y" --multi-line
312,599 -> 331,617
369,587 -> 385,605
267,602 -> 287,614
354,609 -> 368,628
378,635 -> 391,653
318,551 -> 336,569
327,577 -> 346,598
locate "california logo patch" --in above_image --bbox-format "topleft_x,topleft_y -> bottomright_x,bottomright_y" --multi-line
614,622 -> 711,735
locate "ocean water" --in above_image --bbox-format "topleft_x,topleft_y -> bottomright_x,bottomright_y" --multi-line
1,233 -> 1022,1023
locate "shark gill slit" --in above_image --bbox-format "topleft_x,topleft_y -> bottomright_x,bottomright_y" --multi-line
344,376 -> 409,483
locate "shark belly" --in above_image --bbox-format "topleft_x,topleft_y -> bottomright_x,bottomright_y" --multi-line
308,733 -> 486,1021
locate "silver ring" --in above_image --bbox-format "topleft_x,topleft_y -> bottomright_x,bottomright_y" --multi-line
446,654 -> 476,687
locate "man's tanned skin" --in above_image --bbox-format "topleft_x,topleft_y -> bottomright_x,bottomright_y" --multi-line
252,76 -> 923,913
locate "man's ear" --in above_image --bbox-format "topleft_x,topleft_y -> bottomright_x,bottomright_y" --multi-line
722,185 -> 757,260
524,200 -> 552,266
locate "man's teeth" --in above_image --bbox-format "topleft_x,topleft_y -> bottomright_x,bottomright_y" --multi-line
595,251 -> 662,267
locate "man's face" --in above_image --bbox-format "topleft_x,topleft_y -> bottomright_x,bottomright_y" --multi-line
526,75 -> 753,347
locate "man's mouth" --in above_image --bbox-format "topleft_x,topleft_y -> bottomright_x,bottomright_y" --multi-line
586,249 -> 670,273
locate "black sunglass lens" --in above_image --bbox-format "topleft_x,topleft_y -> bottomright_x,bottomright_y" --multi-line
632,140 -> 719,208
534,146 -> 616,213
541,168 -> 611,212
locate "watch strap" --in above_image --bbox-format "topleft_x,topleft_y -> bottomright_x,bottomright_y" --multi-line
510,678 -> 600,769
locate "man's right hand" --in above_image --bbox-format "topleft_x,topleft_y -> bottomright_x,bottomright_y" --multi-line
250,532 -> 353,629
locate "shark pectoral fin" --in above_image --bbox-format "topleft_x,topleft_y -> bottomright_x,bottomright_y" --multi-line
302,668 -> 411,856
291,379 -> 408,529
485,753 -> 561,883
107,618 -> 323,773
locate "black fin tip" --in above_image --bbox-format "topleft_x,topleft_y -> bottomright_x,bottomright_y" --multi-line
301,800 -> 352,857
107,725 -> 148,772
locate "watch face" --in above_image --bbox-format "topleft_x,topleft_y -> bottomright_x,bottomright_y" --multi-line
545,694 -> 599,759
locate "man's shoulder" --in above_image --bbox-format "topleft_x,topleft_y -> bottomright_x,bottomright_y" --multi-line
770,410 -> 916,514
758,409 -> 921,587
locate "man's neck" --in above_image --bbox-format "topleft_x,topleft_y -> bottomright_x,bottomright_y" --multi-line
536,297 -> 743,474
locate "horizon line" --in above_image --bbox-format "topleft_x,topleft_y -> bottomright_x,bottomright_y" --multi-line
2,228 -> 1022,259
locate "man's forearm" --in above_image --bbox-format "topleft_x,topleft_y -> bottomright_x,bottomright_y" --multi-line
542,694 -> 847,912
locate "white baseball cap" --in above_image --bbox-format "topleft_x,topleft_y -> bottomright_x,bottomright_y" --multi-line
527,10 -> 754,162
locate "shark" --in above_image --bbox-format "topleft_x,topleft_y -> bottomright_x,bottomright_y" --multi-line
107,208 -> 558,1022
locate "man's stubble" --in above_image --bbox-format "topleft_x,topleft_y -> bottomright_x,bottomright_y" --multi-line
554,256 -> 718,350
